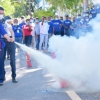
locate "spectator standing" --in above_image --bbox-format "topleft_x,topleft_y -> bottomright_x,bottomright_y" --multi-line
52,15 -> 62,35
30,19 -> 35,49
22,19 -> 33,46
13,18 -> 23,48
19,16 -> 26,29
90,5 -> 97,18
60,16 -> 64,36
34,17 -> 40,50
63,15 -> 72,36
48,16 -> 53,38
39,17 -> 49,51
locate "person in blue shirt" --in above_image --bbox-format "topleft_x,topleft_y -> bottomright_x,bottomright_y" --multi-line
63,15 -> 72,36
79,17 -> 86,32
19,16 -> 26,29
70,17 -> 78,37
90,5 -> 97,18
84,16 -> 93,33
60,16 -> 64,36
48,16 -> 53,38
13,18 -> 24,57
75,14 -> 81,24
89,13 -> 93,20
13,19 -> 23,44
96,5 -> 100,14
52,15 -> 62,35
0,6 -> 14,86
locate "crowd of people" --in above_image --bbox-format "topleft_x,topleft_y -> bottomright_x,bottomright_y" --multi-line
0,4 -> 100,85
13,5 -> 100,51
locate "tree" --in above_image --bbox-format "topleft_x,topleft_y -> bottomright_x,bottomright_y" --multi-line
46,0 -> 93,16
11,0 -> 37,17
0,0 -> 15,16
34,7 -> 55,19
84,0 -> 88,12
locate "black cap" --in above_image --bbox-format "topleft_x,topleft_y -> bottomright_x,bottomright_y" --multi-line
0,6 -> 4,10
21,16 -> 25,19
4,16 -> 11,20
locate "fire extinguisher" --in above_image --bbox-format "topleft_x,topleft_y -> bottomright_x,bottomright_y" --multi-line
26,53 -> 32,68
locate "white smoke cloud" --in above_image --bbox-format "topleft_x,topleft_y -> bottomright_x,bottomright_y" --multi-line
16,14 -> 100,92
48,14 -> 100,92
93,0 -> 100,4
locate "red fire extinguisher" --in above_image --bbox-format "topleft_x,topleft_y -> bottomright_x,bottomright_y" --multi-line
26,53 -> 32,68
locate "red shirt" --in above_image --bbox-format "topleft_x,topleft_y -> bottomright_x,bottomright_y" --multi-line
22,25 -> 32,36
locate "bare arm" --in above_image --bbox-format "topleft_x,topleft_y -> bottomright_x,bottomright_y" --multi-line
9,27 -> 15,41
63,24 -> 68,29
4,34 -> 12,42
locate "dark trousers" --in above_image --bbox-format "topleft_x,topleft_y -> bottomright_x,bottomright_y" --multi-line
0,43 -> 5,83
61,31 -> 64,36
64,29 -> 70,36
54,31 -> 60,35
24,35 -> 32,47
4,40 -> 16,78
36,35 -> 40,50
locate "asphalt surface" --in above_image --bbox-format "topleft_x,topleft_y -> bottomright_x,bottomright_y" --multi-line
0,51 -> 100,100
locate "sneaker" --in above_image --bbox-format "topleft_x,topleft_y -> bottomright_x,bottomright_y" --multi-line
0,82 -> 3,86
12,78 -> 18,83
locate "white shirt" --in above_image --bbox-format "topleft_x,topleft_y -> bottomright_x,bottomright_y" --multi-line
3,22 -> 12,36
39,22 -> 49,34
34,23 -> 40,35
31,23 -> 35,36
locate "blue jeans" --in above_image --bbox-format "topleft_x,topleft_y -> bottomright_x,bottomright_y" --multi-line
24,35 -> 32,47
15,37 -> 22,48
39,34 -> 48,50
36,35 -> 40,50
3,40 -> 16,78
64,29 -> 70,36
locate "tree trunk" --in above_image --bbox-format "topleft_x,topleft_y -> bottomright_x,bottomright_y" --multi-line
84,0 -> 88,12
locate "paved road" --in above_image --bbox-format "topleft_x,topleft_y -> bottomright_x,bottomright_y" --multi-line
0,52 -> 100,100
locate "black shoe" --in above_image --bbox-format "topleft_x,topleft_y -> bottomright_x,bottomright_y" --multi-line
7,56 -> 10,60
0,82 -> 3,86
12,78 -> 18,83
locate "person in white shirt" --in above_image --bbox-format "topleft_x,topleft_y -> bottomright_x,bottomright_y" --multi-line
34,18 -> 40,50
30,20 -> 35,49
39,17 -> 49,51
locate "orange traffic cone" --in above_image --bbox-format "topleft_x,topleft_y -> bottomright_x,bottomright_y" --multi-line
26,53 -> 32,68
60,79 -> 69,88
52,52 -> 56,58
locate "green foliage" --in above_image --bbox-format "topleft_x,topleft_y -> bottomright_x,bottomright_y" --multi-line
34,7 -> 55,19
0,0 -> 15,16
12,3 -> 26,17
0,0 -> 92,18
46,0 -> 91,15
